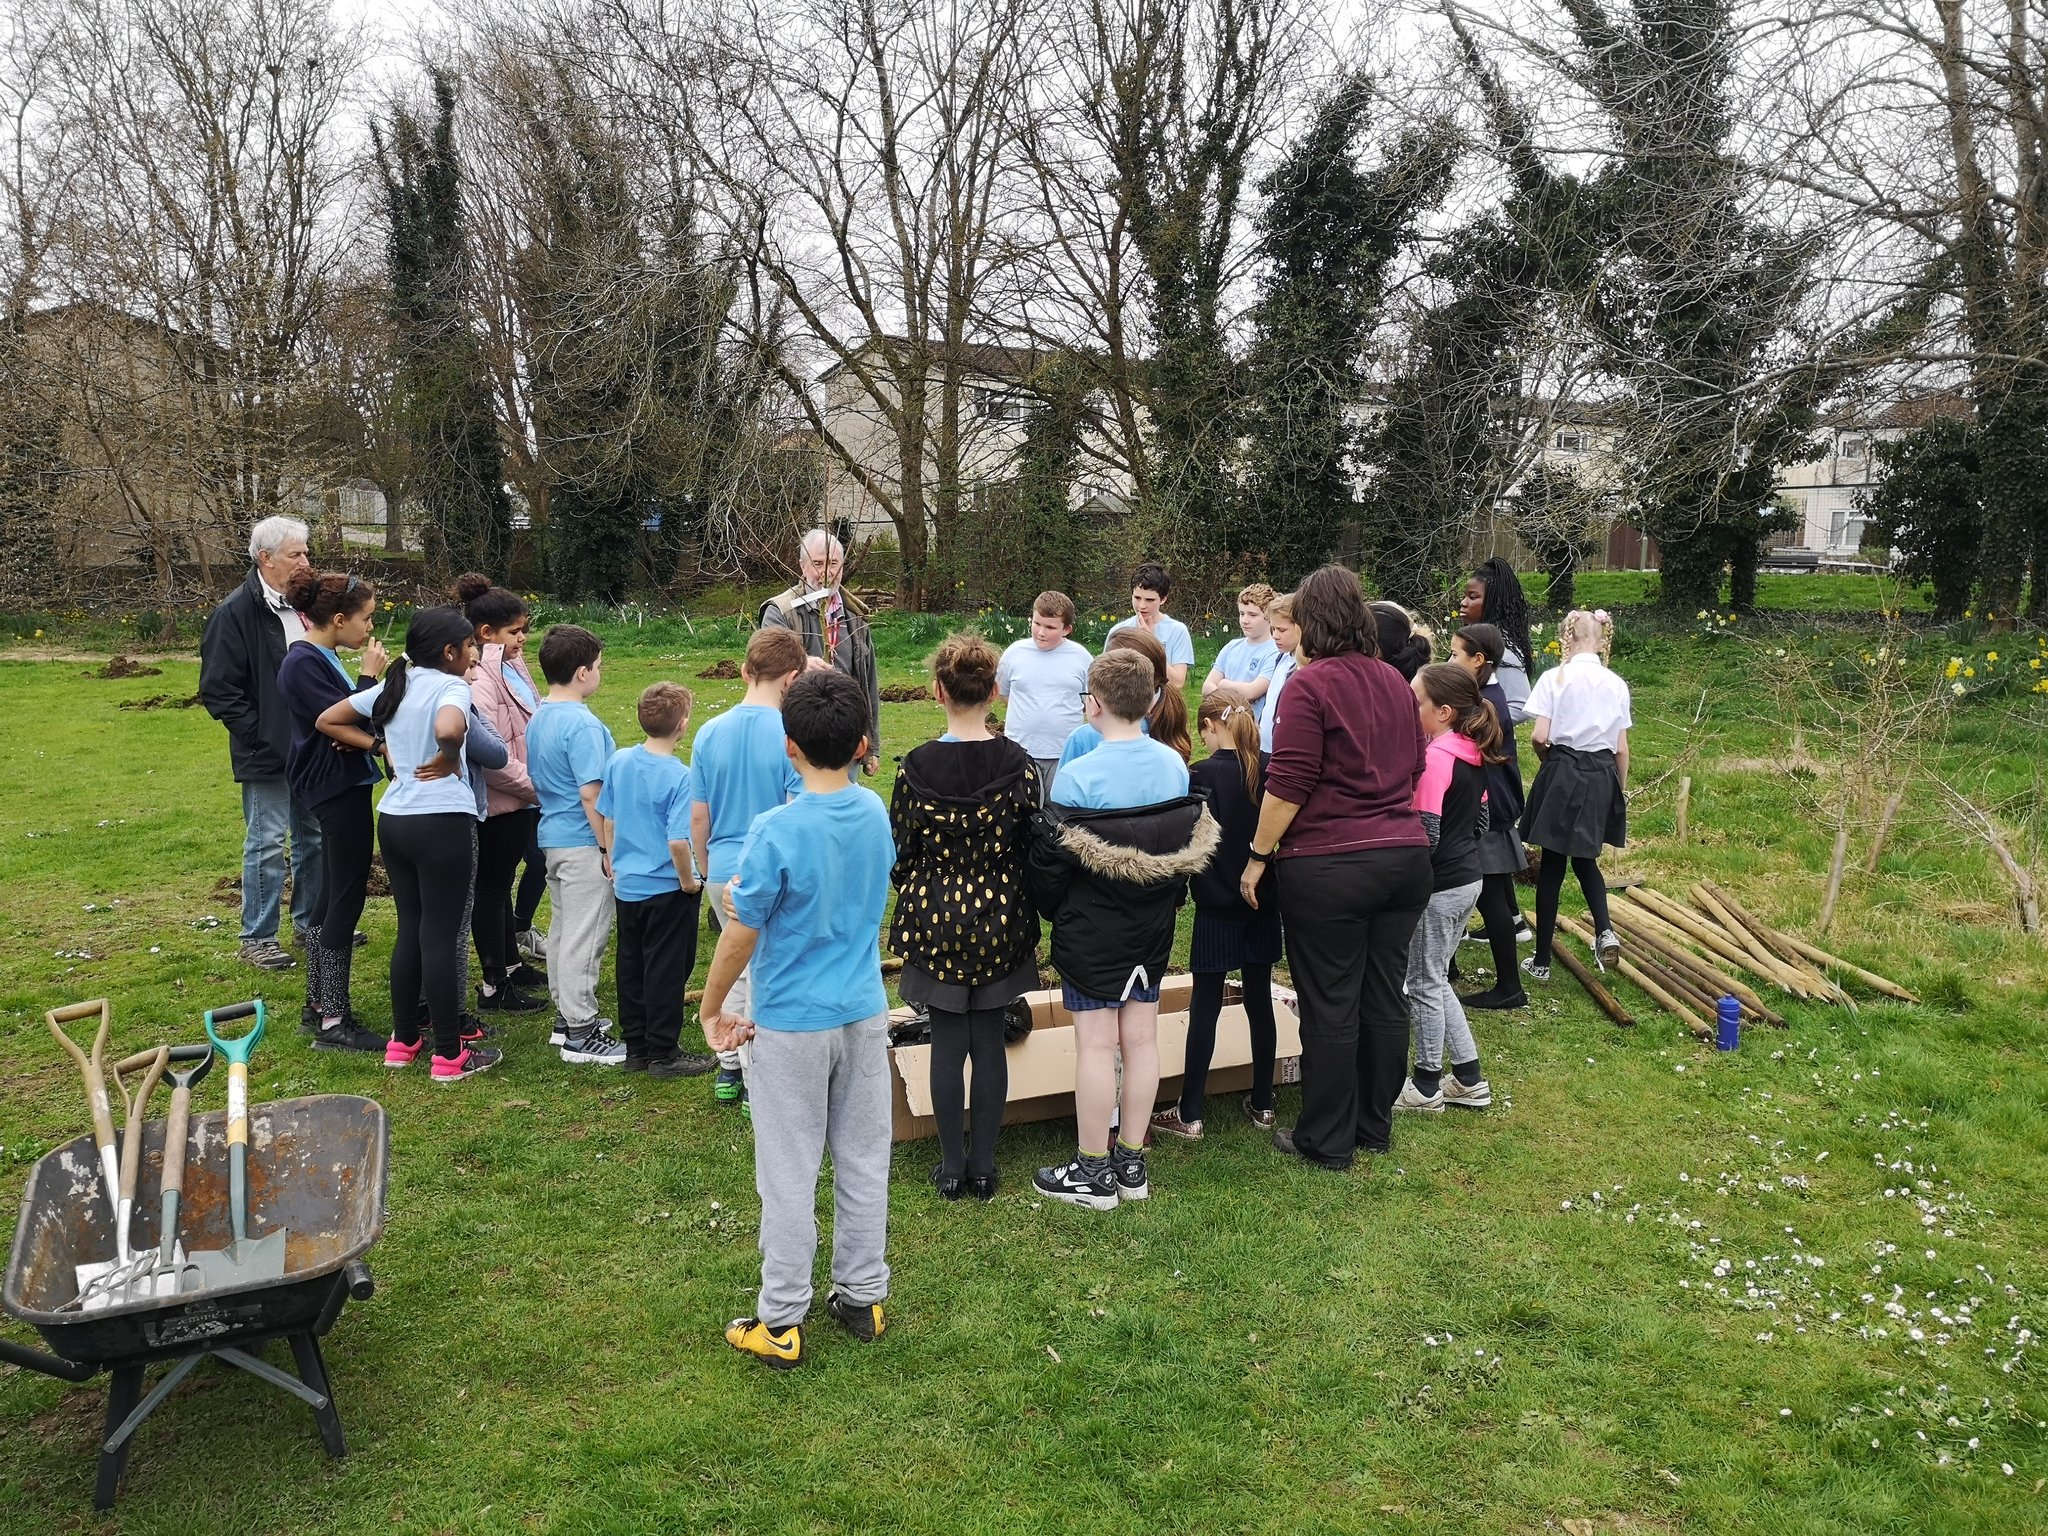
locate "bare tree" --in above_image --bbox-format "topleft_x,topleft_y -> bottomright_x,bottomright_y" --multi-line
36,0 -> 368,590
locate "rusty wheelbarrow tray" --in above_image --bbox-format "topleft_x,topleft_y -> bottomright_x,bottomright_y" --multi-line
1,1094 -> 388,1510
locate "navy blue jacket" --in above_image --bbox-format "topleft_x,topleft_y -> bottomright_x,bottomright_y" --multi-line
277,643 -> 381,812
1482,680 -> 1526,829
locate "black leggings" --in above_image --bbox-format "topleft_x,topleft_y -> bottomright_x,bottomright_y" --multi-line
514,820 -> 547,932
1532,850 -> 1611,968
1473,873 -> 1522,991
379,812 -> 477,1057
929,1006 -> 1008,1180
474,808 -> 538,983
307,786 -> 374,1019
1180,966 -> 1277,1122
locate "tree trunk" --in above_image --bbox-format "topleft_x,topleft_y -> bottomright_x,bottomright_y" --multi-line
1727,530 -> 1760,613
1656,525 -> 1724,612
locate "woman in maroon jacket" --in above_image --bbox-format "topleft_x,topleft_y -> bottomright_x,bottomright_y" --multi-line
1242,564 -> 1432,1169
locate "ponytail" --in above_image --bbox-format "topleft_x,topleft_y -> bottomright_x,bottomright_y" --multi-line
1198,686 -> 1262,798
372,605 -> 474,735
1416,662 -> 1506,765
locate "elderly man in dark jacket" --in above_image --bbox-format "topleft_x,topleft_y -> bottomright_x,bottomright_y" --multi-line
759,528 -> 882,776
199,515 -> 324,971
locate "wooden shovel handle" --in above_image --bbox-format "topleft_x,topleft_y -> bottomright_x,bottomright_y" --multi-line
45,1001 -> 116,1154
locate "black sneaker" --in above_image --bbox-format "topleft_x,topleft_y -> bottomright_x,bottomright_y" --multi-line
476,983 -> 544,1014
825,1290 -> 887,1342
966,1171 -> 1000,1202
508,962 -> 547,988
457,1012 -> 498,1045
1459,987 -> 1529,1011
932,1164 -> 964,1201
648,1049 -> 717,1079
1033,1156 -> 1117,1211
1111,1144 -> 1149,1203
299,1003 -> 321,1036
311,1016 -> 387,1054
622,1051 -> 650,1073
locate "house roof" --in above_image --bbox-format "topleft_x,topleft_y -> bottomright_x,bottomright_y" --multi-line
1822,390 -> 1973,431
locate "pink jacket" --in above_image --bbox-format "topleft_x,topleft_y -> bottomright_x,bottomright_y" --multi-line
468,643 -> 540,817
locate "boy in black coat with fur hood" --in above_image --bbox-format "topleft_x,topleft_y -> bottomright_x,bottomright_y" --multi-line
1028,649 -> 1219,1211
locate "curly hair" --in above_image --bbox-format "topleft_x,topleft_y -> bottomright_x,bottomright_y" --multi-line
1472,556 -> 1532,668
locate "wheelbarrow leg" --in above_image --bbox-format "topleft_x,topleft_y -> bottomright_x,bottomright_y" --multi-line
289,1333 -> 348,1458
93,1365 -> 144,1511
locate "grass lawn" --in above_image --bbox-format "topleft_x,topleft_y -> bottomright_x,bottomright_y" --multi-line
2,609 -> 2046,1535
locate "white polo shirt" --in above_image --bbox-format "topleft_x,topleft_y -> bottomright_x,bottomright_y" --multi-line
259,575 -> 308,647
1524,652 -> 1631,752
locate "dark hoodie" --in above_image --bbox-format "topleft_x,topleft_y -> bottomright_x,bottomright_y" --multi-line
889,735 -> 1043,988
1028,793 -> 1221,1001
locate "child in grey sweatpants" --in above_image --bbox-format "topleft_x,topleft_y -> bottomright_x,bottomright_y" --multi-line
701,669 -> 897,1369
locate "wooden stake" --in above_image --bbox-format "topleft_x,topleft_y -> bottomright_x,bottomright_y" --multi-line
1528,910 -> 1637,1028
1772,931 -> 1921,1004
1692,883 -> 1830,997
1674,776 -> 1692,843
1693,882 -> 1849,1005
1553,911 -> 1710,1037
1609,909 -> 1784,1025
1864,787 -> 1906,874
1624,887 -> 1803,993
1817,820 -> 1852,935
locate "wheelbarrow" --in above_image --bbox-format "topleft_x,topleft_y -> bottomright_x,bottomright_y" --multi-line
2,1094 -> 388,1510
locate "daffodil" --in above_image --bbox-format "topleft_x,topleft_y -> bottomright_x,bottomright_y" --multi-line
1964,666 -> 1976,678
1987,651 -> 1999,662
1945,658 -> 1961,679
1952,681 -> 1966,695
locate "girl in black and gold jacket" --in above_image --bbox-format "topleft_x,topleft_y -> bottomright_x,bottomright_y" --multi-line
889,634 -> 1044,1202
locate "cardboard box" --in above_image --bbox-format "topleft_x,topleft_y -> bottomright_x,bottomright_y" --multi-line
887,975 -> 1302,1142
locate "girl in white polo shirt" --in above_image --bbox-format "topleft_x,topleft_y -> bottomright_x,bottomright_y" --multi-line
1518,608 -> 1631,983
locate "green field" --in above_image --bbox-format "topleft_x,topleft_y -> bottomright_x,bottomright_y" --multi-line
2,602 -> 2045,1534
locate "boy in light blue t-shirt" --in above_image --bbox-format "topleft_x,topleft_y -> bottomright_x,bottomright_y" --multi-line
689,627 -> 807,1105
1106,560 -> 1195,686
1202,582 -> 1281,722
525,624 -> 623,1065
702,670 -> 896,1371
597,682 -> 713,1079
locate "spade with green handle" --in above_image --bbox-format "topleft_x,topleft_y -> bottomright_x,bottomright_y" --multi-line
188,1001 -> 287,1289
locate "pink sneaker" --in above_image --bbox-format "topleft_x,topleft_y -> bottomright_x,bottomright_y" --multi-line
431,1046 -> 501,1083
384,1035 -> 426,1069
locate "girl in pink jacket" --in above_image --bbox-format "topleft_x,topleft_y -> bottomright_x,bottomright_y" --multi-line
1396,663 -> 1504,1115
459,574 -> 546,1014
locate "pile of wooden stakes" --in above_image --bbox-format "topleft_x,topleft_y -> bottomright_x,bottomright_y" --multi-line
1526,879 -> 1920,1038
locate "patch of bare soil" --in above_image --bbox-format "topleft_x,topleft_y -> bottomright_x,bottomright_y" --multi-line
697,658 -> 742,680
91,655 -> 161,679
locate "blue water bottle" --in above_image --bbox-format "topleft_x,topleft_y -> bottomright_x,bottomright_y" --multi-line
1716,995 -> 1741,1052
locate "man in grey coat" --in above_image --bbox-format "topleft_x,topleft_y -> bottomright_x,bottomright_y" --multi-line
198,515 -> 323,970
758,528 -> 882,776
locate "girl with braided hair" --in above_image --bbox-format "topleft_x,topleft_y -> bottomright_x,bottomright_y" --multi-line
1459,557 -> 1535,722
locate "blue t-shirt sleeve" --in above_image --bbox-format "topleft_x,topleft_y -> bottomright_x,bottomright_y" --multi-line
1165,621 -> 1195,666
690,731 -> 714,806
348,682 -> 382,718
1056,729 -> 1088,770
728,816 -> 786,929
570,718 -> 610,787
665,767 -> 694,842
596,773 -> 616,820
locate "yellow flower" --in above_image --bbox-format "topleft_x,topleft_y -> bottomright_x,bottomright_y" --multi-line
1964,666 -> 1975,678
1696,609 -> 1708,620
1987,651 -> 1999,662
1945,658 -> 1961,679
1964,608 -> 1974,618
2032,658 -> 2042,670
33,628 -> 43,637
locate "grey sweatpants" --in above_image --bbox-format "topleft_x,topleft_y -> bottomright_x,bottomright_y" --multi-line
544,845 -> 614,1030
706,879 -> 750,1071
1406,881 -> 1483,1074
749,1012 -> 893,1328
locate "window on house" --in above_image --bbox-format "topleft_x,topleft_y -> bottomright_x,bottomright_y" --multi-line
1554,430 -> 1586,452
1840,438 -> 1864,460
977,392 -> 1028,422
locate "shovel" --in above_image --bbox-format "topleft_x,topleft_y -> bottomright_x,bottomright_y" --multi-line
188,1000 -> 287,1290
137,1043 -> 213,1299
45,1001 -> 124,1303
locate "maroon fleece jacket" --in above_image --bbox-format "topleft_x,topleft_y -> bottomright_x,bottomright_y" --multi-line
1264,652 -> 1429,858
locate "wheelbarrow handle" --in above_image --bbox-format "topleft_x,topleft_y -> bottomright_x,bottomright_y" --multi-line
45,1001 -> 116,1154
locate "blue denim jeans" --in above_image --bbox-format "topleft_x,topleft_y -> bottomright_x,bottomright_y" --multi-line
240,777 -> 325,942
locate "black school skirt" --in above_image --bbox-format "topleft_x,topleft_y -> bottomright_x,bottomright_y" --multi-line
1520,744 -> 1627,860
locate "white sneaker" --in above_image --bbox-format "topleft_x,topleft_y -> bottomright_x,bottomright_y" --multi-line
1514,921 -> 1535,945
1442,1075 -> 1493,1110
561,1023 -> 628,1065
1394,1078 -> 1445,1113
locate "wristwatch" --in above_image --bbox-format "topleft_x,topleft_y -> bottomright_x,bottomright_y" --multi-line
1248,845 -> 1273,861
